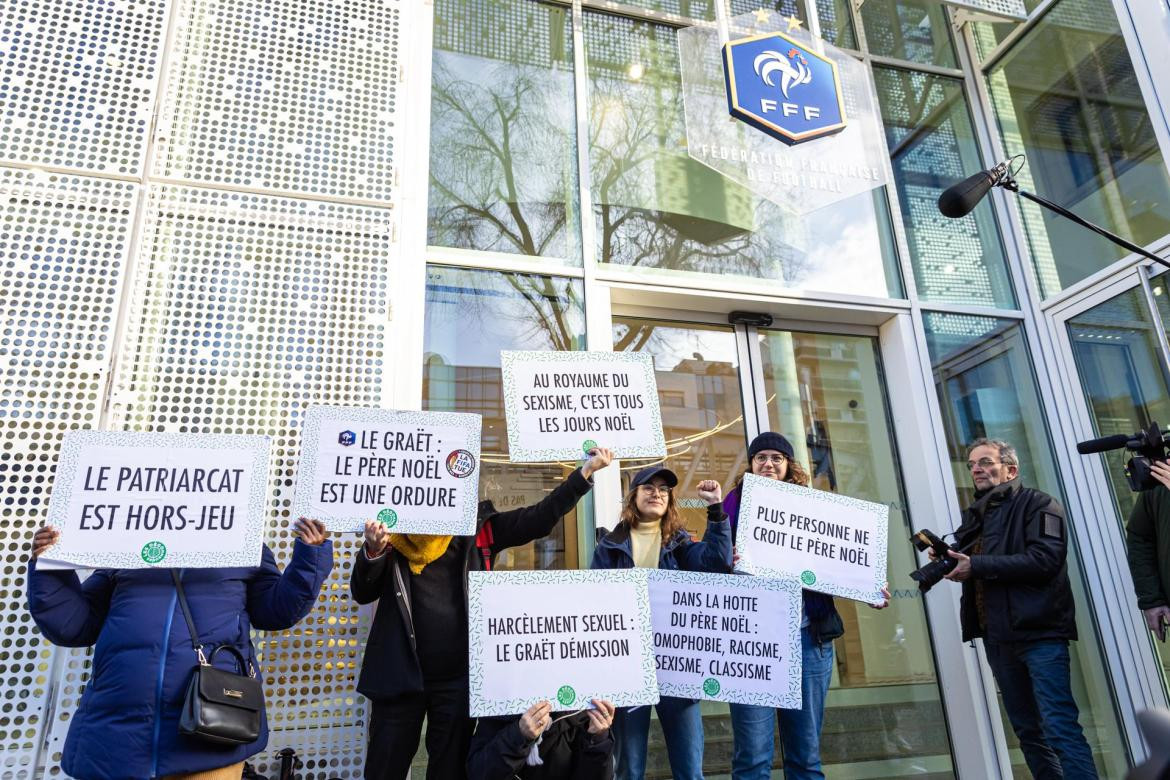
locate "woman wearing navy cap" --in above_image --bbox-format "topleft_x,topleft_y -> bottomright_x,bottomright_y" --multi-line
723,432 -> 889,780
591,464 -> 732,780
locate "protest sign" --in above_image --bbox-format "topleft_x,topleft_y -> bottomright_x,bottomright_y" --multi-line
649,570 -> 802,708
500,350 -> 666,462
42,431 -> 270,569
468,569 -> 658,716
736,473 -> 888,603
293,405 -> 481,534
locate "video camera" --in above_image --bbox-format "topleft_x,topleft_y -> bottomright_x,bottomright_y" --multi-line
1076,421 -> 1170,492
909,529 -> 962,593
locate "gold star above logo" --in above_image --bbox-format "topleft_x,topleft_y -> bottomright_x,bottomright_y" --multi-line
754,7 -> 769,24
786,14 -> 803,31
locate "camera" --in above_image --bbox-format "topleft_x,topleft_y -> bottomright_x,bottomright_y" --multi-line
1076,421 -> 1170,492
909,529 -> 959,593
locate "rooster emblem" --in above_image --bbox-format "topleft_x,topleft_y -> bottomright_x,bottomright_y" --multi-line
753,48 -> 812,99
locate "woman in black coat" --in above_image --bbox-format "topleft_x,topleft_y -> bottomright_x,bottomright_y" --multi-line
468,699 -> 616,780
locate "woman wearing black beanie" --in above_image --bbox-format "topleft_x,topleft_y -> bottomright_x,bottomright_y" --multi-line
721,432 -> 888,780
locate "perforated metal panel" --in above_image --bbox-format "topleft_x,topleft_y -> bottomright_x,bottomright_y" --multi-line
0,167 -> 137,777
152,0 -> 401,201
0,1 -> 167,175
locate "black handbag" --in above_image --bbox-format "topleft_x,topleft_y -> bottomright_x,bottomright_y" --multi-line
172,570 -> 264,746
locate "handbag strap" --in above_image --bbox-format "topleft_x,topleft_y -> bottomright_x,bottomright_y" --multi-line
171,570 -> 209,666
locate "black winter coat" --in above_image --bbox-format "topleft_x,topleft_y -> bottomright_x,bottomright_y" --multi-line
467,712 -> 614,780
955,479 -> 1077,643
351,468 -> 594,701
1125,486 -> 1170,611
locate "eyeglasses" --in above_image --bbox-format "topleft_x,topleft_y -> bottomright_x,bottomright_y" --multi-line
637,484 -> 672,497
753,454 -> 788,465
966,457 -> 1004,471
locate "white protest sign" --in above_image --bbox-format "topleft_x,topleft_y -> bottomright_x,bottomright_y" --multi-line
42,431 -> 270,569
293,405 -> 481,534
649,570 -> 802,708
500,351 -> 666,462
468,569 -> 658,716
736,473 -> 888,603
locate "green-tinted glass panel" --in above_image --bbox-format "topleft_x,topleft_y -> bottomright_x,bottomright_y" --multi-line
727,0 -> 856,49
1069,282 -> 1170,688
584,13 -> 902,297
860,0 -> 956,68
988,0 -> 1170,296
875,66 -> 1015,307
621,0 -> 715,20
423,265 -> 586,571
759,328 -> 955,776
924,311 -> 1130,778
428,0 -> 581,263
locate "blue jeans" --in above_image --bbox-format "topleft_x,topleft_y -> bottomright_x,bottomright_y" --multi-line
983,639 -> 1099,780
613,695 -> 704,779
729,626 -> 834,780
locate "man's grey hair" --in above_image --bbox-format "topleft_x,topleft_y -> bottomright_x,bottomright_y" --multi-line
967,438 -> 1019,466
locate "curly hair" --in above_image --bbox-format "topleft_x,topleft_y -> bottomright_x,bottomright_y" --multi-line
618,483 -> 687,546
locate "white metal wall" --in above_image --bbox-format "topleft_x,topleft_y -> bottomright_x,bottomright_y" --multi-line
0,0 -> 420,775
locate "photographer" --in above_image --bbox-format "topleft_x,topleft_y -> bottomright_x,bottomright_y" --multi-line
1126,460 -> 1170,642
942,438 -> 1098,780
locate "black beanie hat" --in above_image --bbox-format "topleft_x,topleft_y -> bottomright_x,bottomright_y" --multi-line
748,432 -> 795,460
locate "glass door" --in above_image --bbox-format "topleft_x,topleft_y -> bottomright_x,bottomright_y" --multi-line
612,314 -> 955,778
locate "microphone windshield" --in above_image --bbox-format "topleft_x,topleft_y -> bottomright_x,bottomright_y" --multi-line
938,171 -> 995,218
1075,433 -> 1132,455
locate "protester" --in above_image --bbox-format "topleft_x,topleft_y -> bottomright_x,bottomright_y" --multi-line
942,438 -> 1098,779
26,517 -> 334,780
352,448 -> 614,780
723,432 -> 888,780
591,465 -> 732,780
1125,460 -> 1170,643
467,698 -> 616,780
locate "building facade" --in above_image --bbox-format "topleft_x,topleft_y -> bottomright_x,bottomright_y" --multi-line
1,0 -> 1169,777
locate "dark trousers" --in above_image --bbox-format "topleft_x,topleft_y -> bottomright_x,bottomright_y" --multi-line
983,639 -> 1099,780
365,677 -> 474,780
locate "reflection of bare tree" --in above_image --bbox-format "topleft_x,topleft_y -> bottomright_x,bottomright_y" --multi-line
429,58 -> 577,258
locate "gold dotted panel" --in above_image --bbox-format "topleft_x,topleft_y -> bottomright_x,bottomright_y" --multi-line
0,2 -> 166,175
152,0 -> 400,201
0,167 -> 136,777
41,184 -> 393,779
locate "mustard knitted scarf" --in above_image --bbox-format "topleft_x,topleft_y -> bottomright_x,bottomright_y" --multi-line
388,533 -> 454,574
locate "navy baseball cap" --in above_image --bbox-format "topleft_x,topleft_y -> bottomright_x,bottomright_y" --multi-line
630,465 -> 679,489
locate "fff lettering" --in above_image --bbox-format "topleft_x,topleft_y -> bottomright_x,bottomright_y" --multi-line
758,99 -> 821,121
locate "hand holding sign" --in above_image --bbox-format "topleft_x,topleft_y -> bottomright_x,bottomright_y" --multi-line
31,526 -> 59,559
581,447 -> 616,480
363,519 -> 389,558
519,701 -> 553,740
293,517 -> 329,546
586,699 -> 616,734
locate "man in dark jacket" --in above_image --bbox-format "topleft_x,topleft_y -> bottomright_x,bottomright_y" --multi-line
1125,459 -> 1170,642
943,438 -> 1098,780
351,448 -> 613,780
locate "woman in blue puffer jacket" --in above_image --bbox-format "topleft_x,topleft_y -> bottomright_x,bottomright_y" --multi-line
27,518 -> 334,780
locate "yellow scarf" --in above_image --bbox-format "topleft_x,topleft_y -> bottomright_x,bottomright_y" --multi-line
388,533 -> 454,574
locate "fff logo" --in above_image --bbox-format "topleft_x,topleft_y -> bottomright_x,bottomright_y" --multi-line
338,430 -> 356,447
722,32 -> 846,145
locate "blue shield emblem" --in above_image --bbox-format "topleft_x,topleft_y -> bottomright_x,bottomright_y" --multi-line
722,32 -> 846,145
338,430 -> 356,447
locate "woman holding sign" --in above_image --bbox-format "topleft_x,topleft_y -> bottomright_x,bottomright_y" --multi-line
722,433 -> 888,780
467,698 -> 616,780
26,517 -> 333,780
591,465 -> 732,780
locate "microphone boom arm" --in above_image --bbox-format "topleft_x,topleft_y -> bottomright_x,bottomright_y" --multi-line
996,174 -> 1170,272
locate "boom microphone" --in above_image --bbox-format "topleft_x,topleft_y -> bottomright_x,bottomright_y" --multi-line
1075,433 -> 1135,455
937,160 -> 1011,218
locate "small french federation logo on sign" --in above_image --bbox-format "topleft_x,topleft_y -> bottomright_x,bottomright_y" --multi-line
722,32 -> 846,145
338,430 -> 356,447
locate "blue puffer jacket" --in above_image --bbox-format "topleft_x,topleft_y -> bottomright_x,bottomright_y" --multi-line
27,540 -> 333,780
590,504 -> 732,572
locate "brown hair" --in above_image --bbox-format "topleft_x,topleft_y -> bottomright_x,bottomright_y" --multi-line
619,482 -> 687,546
734,454 -> 811,490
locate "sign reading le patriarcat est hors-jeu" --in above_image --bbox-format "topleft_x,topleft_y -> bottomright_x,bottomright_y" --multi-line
293,405 -> 482,535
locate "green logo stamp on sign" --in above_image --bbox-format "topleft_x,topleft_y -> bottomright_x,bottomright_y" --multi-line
800,570 -> 816,586
141,541 -> 167,564
556,685 -> 576,707
582,439 -> 598,455
702,677 -> 721,696
377,508 -> 398,528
